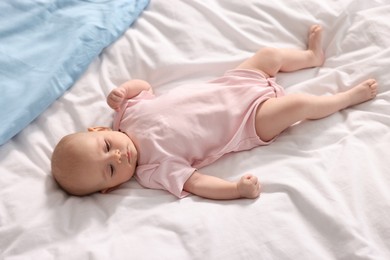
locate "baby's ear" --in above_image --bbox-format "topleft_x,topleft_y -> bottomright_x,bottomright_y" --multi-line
88,126 -> 112,132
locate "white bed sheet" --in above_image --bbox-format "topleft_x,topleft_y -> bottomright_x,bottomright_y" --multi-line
1,1 -> 390,259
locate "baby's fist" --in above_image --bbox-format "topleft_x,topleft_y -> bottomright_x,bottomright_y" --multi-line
107,87 -> 126,110
237,174 -> 260,199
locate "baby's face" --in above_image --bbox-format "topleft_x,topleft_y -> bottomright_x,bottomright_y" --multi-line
70,130 -> 138,193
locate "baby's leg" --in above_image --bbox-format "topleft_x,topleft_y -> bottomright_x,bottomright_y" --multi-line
255,79 -> 378,142
237,25 -> 324,77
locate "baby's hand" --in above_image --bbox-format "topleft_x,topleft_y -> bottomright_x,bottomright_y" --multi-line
107,87 -> 126,111
237,174 -> 260,199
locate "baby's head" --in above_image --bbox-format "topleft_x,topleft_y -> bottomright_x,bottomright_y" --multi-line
51,128 -> 138,196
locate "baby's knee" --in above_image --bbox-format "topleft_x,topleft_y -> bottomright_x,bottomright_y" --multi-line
254,48 -> 282,76
288,94 -> 314,109
256,47 -> 281,61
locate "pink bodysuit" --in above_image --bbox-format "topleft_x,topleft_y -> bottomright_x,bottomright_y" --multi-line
113,69 -> 285,198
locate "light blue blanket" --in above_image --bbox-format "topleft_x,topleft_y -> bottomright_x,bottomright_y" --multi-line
0,0 -> 149,145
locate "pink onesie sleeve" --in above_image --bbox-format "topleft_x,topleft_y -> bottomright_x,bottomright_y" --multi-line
135,158 -> 196,198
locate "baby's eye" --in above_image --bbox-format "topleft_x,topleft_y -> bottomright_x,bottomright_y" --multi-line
105,140 -> 110,152
110,165 -> 114,177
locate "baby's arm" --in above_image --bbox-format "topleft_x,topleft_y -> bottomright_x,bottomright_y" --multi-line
183,171 -> 260,200
107,79 -> 152,110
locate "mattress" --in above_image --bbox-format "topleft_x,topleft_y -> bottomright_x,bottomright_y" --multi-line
1,1 -> 390,259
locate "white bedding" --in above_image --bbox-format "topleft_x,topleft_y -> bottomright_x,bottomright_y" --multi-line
1,1 -> 390,259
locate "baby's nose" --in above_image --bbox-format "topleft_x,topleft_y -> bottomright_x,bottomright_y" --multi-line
113,149 -> 122,163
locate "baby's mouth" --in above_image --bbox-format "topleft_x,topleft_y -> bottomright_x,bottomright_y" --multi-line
127,150 -> 131,164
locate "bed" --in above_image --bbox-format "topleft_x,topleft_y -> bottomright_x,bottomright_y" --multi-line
1,0 -> 390,259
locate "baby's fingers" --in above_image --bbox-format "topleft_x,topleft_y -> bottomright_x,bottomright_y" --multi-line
238,174 -> 261,199
107,88 -> 126,109
243,174 -> 258,185
109,89 -> 125,101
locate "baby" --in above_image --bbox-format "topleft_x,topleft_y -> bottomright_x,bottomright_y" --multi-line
51,25 -> 377,200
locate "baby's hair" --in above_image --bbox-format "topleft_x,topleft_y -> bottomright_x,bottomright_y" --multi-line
51,133 -> 99,196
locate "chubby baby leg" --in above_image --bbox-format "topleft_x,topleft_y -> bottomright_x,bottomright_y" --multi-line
255,79 -> 378,142
237,25 -> 324,77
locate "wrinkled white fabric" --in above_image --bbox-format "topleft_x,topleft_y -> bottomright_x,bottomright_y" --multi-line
1,1 -> 390,259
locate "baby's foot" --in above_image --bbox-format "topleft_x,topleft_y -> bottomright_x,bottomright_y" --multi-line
307,25 -> 325,67
345,79 -> 378,107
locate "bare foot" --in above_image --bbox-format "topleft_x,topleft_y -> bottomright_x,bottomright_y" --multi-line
307,25 -> 325,67
344,79 -> 378,107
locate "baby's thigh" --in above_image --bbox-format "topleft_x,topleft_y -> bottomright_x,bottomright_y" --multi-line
255,95 -> 308,142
